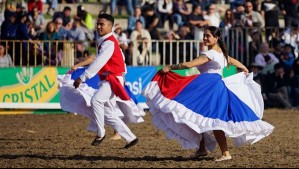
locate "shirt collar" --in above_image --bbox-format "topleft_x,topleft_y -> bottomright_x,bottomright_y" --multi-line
97,32 -> 113,45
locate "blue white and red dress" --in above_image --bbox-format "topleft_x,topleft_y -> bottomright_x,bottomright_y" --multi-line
142,50 -> 274,151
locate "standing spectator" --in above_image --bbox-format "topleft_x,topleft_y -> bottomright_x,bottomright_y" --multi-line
0,43 -> 13,67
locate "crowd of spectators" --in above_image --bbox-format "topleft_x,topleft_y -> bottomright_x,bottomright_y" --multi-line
1,0 -> 299,108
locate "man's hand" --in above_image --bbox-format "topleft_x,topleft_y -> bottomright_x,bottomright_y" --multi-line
73,78 -> 83,89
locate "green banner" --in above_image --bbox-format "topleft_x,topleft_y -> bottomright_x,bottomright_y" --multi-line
157,65 -> 236,77
0,67 -> 69,114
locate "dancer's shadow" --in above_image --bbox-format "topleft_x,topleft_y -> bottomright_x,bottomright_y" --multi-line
0,154 -> 214,162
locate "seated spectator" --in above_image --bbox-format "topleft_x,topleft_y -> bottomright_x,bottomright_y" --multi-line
219,9 -> 235,39
1,10 -> 18,58
175,24 -> 197,63
76,5 -> 94,31
52,6 -> 72,30
204,4 -> 221,27
188,5 -> 209,52
136,37 -> 150,65
130,20 -> 152,65
280,44 -> 295,72
262,63 -> 292,109
157,0 -> 174,30
127,6 -> 145,36
254,42 -> 279,75
124,42 -> 134,66
281,23 -> 299,57
74,42 -> 86,64
113,23 -> 129,53
158,30 -> 180,65
289,69 -> 299,107
143,6 -> 161,40
241,1 -> 265,29
54,17 -> 70,40
68,19 -> 87,42
27,0 -> 43,14
0,43 -> 13,67
28,7 -> 45,34
249,62 -> 263,86
46,0 -> 58,16
141,0 -> 156,9
172,0 -> 191,28
38,21 -> 60,65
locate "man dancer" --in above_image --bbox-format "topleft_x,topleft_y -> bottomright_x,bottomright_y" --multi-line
73,13 -> 139,149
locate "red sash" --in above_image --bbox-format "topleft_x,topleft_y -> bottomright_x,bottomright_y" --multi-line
100,74 -> 131,101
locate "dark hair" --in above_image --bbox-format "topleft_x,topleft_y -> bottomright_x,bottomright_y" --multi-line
274,63 -> 284,71
136,19 -> 143,24
98,13 -> 114,25
63,6 -> 71,11
204,26 -> 229,64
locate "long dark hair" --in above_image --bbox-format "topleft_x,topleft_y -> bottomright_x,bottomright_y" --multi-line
204,26 -> 229,64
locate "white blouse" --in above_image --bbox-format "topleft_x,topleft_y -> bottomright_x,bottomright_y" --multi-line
197,49 -> 227,75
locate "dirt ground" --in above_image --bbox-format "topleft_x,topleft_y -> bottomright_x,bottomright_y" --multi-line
0,109 -> 298,168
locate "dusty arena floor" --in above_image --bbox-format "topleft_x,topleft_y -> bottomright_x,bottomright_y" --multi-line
0,109 -> 298,168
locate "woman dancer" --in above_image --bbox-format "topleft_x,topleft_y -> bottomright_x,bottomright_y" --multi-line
143,26 -> 274,161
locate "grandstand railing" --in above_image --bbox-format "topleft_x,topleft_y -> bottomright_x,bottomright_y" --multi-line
1,27 -> 282,67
